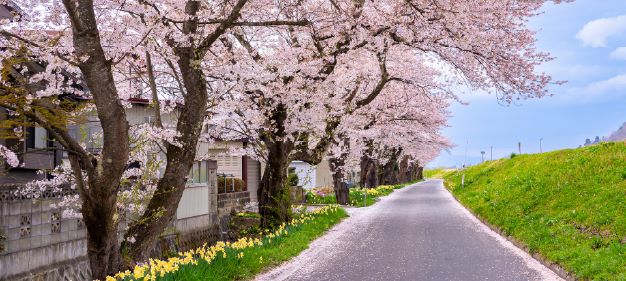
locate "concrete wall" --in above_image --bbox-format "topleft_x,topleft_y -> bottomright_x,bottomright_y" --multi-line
315,159 -> 333,188
0,163 -> 220,281
0,185 -> 87,280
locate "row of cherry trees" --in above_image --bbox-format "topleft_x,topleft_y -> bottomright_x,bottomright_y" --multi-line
0,0 -> 563,279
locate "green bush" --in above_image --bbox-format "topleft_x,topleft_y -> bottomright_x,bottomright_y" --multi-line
218,177 -> 246,193
288,172 -> 299,187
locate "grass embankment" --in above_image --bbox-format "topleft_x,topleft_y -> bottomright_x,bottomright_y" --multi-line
107,206 -> 347,281
443,142 -> 626,280
306,181 -> 419,206
424,168 -> 455,179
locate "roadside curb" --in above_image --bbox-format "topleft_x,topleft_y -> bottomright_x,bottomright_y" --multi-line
438,179 -> 577,281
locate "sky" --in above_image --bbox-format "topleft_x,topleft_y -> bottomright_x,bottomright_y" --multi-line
428,0 -> 626,168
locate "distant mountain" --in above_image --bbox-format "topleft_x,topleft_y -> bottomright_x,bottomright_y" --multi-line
607,122 -> 626,142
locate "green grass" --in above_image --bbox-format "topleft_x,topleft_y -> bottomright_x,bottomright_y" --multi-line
306,181 -> 419,207
424,168 -> 456,179
443,142 -> 626,280
153,207 -> 347,281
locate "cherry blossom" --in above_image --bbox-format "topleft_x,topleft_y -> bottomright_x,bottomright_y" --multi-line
0,144 -> 19,167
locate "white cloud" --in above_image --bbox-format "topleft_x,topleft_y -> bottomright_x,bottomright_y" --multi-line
586,73 -> 626,93
576,15 -> 626,47
609,47 -> 626,60
547,73 -> 626,105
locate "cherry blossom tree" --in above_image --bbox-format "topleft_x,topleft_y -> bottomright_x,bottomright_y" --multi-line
1,0 -> 309,277
1,0 -> 566,277
327,87 -> 453,204
0,144 -> 18,167
214,0 -> 562,226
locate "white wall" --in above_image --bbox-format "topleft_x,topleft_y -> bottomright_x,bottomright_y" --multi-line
289,161 -> 316,190
176,184 -> 209,219
315,159 -> 333,188
247,158 -> 261,201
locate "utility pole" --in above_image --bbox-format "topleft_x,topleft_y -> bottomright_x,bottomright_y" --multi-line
540,138 -> 543,153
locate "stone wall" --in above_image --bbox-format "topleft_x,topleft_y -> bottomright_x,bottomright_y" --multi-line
217,191 -> 250,218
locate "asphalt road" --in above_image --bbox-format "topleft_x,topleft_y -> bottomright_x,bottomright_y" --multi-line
256,180 -> 561,281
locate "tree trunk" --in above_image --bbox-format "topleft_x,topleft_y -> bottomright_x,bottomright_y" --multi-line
408,162 -> 422,182
122,47 -> 208,264
258,141 -> 292,229
380,160 -> 398,185
360,155 -> 379,188
62,1 -> 131,278
329,157 -> 349,205
258,103 -> 293,229
416,166 -> 424,180
398,156 -> 410,183
380,148 -> 401,185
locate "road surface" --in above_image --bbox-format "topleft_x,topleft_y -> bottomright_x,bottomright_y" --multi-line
256,180 -> 562,281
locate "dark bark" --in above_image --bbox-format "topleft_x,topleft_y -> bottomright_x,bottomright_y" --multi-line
121,46 -> 208,264
407,162 -> 423,182
360,155 -> 379,188
380,148 -> 401,185
330,157 -> 349,205
258,144 -> 291,228
257,103 -> 293,229
398,155 -> 410,183
416,166 -> 424,180
61,0 -> 131,278
329,134 -> 350,205
121,0 -> 250,264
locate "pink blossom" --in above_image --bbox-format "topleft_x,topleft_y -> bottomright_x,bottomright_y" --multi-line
0,145 -> 19,167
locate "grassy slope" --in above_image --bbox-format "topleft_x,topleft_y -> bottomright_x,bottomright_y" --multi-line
156,207 -> 347,281
424,168 -> 455,179
444,142 -> 626,280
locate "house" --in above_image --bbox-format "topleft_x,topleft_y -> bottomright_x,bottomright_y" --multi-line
0,107 -> 62,185
0,98 -> 259,280
289,159 -> 333,190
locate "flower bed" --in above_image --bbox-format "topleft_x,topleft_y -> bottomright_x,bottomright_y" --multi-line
105,205 -> 347,281
306,181 -> 418,207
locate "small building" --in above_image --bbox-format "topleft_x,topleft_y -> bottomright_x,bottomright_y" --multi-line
288,159 -> 333,190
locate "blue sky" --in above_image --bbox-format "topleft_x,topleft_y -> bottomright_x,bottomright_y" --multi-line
429,0 -> 626,168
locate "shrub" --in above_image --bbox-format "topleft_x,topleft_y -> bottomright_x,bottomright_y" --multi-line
218,177 -> 246,193
288,172 -> 299,187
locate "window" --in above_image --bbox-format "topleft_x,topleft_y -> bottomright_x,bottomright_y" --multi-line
34,127 -> 47,149
187,161 -> 209,184
200,161 -> 207,183
25,127 -> 48,150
